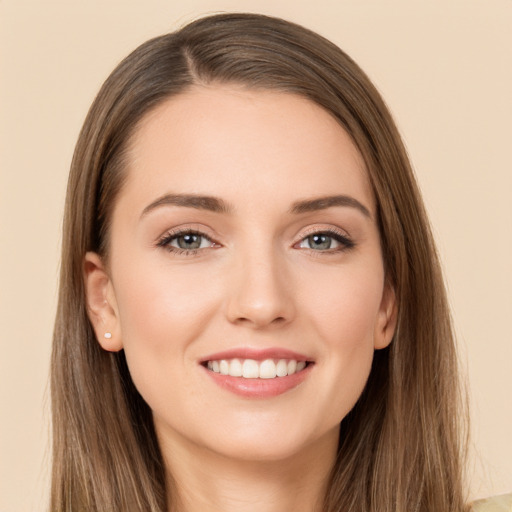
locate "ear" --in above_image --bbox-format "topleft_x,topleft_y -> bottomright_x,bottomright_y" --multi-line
374,280 -> 398,350
84,251 -> 123,352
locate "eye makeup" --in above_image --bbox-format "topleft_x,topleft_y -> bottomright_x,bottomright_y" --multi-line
156,225 -> 356,258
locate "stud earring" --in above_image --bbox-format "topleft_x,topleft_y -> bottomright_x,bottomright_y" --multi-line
104,332 -> 112,339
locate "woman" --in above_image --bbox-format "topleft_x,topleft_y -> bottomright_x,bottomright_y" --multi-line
50,12 -> 490,512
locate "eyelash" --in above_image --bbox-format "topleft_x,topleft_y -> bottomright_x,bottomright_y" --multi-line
297,228 -> 355,254
156,228 -> 355,256
156,229 -> 218,256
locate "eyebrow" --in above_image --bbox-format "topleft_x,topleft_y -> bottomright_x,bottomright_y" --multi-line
289,195 -> 372,218
141,193 -> 232,218
140,193 -> 371,219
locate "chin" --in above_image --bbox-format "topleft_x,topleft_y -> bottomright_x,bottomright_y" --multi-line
213,436 -> 311,463
180,413 -> 340,465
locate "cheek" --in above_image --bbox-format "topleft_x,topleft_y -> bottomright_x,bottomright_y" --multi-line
115,256 -> 217,332
111,258 -> 220,388
299,261 -> 384,420
303,260 -> 384,348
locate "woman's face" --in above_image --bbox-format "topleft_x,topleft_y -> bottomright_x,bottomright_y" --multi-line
86,85 -> 396,463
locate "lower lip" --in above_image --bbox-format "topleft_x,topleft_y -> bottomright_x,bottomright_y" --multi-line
201,364 -> 313,398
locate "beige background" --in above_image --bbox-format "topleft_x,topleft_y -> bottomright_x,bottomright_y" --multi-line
1,1 -> 511,510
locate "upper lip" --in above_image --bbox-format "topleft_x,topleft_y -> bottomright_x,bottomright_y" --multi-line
199,347 -> 313,363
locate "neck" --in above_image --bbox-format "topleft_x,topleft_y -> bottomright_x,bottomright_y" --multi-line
160,430 -> 338,512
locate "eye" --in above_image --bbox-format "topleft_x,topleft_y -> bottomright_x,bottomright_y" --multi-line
157,229 -> 218,254
297,229 -> 354,252
171,232 -> 211,250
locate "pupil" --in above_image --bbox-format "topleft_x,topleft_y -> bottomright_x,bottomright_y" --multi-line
309,234 -> 331,250
178,234 -> 201,249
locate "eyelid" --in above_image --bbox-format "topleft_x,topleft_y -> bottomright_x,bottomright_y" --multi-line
293,225 -> 355,252
297,225 -> 350,240
155,225 -> 221,254
156,223 -> 216,242
155,224 -> 354,256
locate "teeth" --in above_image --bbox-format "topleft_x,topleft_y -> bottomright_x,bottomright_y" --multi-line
219,360 -> 229,375
242,359 -> 259,378
229,358 -> 243,377
276,359 -> 288,377
287,360 -> 297,375
205,358 -> 309,379
259,359 -> 277,379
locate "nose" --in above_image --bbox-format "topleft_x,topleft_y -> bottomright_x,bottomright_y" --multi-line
225,247 -> 295,329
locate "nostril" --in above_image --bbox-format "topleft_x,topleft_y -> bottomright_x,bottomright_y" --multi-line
233,315 -> 288,328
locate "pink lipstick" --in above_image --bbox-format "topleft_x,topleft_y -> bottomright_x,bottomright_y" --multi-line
200,347 -> 314,398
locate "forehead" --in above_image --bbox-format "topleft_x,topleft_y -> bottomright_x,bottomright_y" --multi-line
119,85 -> 374,217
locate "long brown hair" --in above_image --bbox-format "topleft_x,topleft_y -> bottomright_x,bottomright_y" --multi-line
51,12 -> 469,511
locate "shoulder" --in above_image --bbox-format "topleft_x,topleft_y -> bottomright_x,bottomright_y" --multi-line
471,494 -> 512,512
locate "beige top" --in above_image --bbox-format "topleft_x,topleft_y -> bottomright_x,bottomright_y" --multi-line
472,494 -> 512,512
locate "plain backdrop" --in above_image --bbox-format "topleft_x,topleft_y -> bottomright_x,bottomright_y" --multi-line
1,1 -> 511,510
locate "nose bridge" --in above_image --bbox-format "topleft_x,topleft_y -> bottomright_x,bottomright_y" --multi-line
225,236 -> 294,328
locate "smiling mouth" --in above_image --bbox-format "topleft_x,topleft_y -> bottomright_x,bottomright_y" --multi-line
203,358 -> 312,379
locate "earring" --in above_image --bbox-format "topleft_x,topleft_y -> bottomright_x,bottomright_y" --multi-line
104,332 -> 112,339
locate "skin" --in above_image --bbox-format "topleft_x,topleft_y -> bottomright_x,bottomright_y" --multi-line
85,85 -> 397,512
